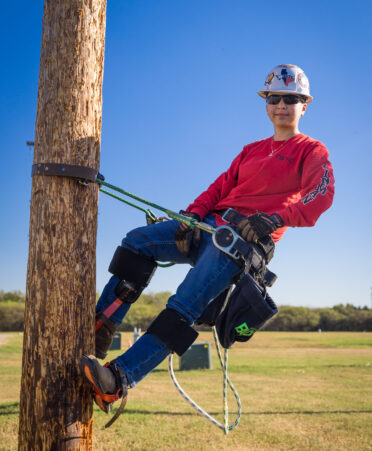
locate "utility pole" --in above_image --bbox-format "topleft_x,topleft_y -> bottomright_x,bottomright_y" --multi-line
18,1 -> 106,449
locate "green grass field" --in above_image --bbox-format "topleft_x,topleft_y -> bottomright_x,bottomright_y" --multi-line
0,331 -> 371,450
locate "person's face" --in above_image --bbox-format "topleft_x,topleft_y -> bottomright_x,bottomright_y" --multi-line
266,95 -> 307,129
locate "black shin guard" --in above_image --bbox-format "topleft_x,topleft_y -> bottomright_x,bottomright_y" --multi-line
95,248 -> 157,359
95,315 -> 118,359
147,308 -> 198,356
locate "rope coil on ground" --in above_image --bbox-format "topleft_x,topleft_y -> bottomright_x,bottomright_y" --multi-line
168,326 -> 242,434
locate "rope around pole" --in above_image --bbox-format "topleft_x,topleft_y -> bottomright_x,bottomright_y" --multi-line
168,326 -> 242,434
98,186 -> 174,268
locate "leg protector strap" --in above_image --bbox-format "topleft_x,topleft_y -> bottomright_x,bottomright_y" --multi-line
109,246 -> 157,288
147,308 -> 199,356
96,313 -> 118,334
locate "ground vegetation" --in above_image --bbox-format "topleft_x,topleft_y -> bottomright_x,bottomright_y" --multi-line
1,290 -> 371,332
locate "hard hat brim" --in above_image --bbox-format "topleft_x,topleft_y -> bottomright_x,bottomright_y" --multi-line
257,90 -> 313,103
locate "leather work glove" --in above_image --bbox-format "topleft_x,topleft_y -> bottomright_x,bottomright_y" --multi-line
175,210 -> 201,257
236,212 -> 284,243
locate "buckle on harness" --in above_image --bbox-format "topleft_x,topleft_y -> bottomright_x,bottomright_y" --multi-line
212,225 -> 242,259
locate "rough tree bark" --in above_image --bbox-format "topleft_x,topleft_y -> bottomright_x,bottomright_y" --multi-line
18,1 -> 106,449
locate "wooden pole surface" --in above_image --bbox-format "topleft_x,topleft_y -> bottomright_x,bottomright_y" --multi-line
18,1 -> 106,449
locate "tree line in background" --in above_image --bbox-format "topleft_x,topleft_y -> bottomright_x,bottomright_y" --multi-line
0,289 -> 371,332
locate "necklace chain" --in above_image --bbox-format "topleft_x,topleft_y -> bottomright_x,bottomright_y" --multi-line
268,137 -> 288,157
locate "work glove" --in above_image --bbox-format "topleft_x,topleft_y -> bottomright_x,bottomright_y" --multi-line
175,210 -> 201,257
236,212 -> 283,243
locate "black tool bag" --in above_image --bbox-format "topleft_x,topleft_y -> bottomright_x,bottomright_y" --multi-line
214,273 -> 278,349
195,288 -> 231,327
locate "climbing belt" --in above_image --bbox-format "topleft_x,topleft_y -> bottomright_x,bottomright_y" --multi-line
168,326 -> 242,435
96,176 -> 207,229
97,177 -> 176,268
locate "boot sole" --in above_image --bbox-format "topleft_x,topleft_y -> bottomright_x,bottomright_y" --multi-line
81,355 -> 115,413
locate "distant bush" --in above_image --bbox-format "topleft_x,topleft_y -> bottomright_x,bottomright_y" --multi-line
0,301 -> 25,331
264,303 -> 372,332
0,290 -> 371,332
0,290 -> 172,332
0,290 -> 25,303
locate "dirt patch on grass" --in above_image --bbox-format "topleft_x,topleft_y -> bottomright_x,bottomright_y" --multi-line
0,334 -> 11,346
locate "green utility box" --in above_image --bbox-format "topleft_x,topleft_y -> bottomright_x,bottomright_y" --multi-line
109,333 -> 123,351
179,342 -> 212,371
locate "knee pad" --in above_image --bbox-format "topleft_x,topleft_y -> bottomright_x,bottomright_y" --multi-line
108,246 -> 157,303
147,308 -> 199,356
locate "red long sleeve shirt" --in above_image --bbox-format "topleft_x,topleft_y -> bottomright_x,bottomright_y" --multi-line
187,133 -> 335,242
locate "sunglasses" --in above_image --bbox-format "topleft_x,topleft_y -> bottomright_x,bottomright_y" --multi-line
266,95 -> 306,105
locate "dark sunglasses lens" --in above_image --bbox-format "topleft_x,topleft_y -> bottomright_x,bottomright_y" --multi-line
267,95 -> 304,105
283,95 -> 301,104
266,95 -> 281,105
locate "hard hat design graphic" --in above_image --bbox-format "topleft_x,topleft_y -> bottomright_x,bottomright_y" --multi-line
258,64 -> 313,102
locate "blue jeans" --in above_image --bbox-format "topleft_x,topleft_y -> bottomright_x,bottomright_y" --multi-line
96,215 -> 241,387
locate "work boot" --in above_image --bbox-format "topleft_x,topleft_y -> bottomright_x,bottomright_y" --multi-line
81,355 -> 128,427
95,314 -> 119,359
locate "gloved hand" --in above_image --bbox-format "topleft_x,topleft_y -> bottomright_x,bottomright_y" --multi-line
236,212 -> 283,243
175,210 -> 201,257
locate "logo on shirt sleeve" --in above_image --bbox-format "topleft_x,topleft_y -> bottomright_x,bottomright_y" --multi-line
302,164 -> 330,205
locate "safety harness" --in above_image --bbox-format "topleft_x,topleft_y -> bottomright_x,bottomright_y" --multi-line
32,162 -> 279,433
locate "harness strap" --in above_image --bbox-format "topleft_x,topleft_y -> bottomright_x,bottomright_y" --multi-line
102,361 -> 129,428
213,209 -> 228,217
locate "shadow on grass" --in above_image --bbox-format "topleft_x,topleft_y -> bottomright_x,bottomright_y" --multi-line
0,402 -> 19,416
247,410 -> 372,415
3,402 -> 371,418
124,408 -> 372,416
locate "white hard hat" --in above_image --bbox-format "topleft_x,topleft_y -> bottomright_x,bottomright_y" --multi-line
257,64 -> 313,103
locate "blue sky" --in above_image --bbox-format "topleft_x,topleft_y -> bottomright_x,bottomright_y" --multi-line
0,1 -> 371,308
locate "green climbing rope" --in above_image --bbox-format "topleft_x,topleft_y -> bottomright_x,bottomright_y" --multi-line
97,179 -> 180,268
97,178 -> 200,228
99,186 -> 155,217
